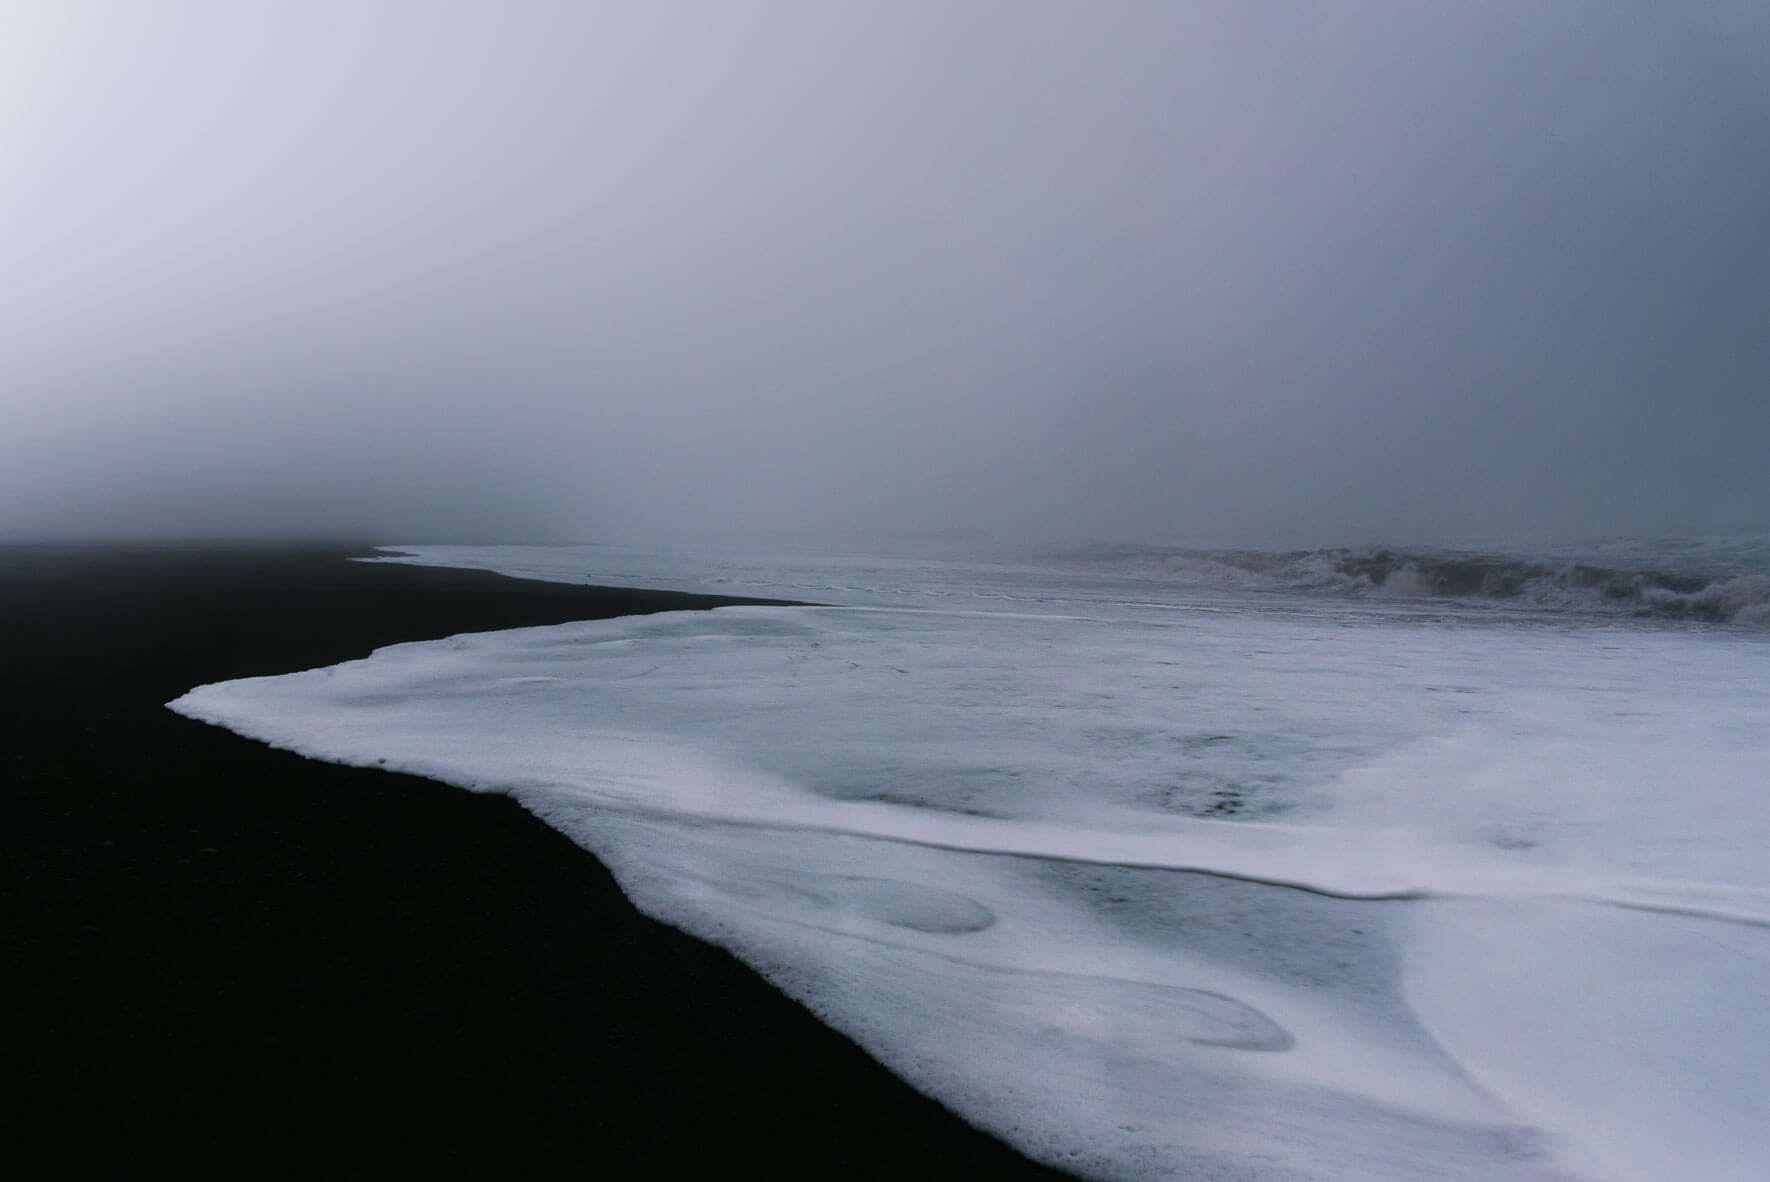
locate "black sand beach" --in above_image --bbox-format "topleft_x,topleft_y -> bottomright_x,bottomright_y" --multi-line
5,543 -> 1076,1178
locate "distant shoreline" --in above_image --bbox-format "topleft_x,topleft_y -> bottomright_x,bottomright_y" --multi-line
3,541 -> 1073,1178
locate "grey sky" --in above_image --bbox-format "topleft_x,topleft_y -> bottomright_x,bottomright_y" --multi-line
4,2 -> 1768,547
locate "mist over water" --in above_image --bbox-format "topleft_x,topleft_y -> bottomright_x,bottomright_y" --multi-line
4,2 -> 1768,546
12,4 -> 1770,1175
371,532 -> 1770,626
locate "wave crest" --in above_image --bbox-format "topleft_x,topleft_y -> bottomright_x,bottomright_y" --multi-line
1057,544 -> 1770,623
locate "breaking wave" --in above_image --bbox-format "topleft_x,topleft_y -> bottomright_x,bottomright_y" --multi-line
1056,544 -> 1770,624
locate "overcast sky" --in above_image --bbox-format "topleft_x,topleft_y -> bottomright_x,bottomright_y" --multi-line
4,1 -> 1768,548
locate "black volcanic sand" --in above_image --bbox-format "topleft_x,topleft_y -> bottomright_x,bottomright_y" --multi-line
5,543 -> 1078,1178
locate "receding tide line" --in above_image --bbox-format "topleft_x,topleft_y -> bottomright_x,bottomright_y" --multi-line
519,789 -> 1770,931
603,800 -> 1434,901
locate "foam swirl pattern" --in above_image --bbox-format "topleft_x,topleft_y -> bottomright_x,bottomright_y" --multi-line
173,548 -> 1770,1180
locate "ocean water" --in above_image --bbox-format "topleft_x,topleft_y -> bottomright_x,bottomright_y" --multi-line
171,538 -> 1770,1181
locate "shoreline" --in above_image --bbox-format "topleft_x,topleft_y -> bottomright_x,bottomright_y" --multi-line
4,542 -> 1076,1177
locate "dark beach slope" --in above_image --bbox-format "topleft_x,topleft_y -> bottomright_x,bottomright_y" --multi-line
5,543 -> 1076,1179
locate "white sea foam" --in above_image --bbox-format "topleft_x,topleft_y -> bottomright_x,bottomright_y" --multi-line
172,544 -> 1770,1180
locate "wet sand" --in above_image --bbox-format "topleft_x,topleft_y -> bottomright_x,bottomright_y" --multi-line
4,542 -> 1076,1178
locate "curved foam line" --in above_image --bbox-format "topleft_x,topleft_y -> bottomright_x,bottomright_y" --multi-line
520,779 -> 1770,929
1570,893 -> 1770,930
